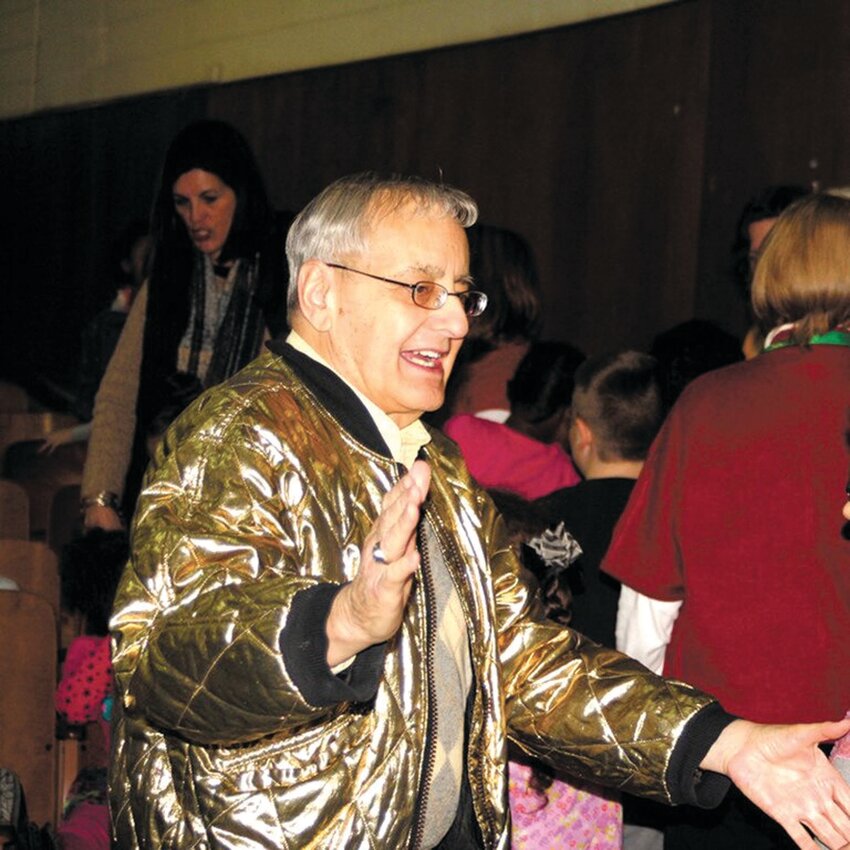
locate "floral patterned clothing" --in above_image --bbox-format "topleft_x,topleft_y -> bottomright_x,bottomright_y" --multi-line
509,761 -> 622,849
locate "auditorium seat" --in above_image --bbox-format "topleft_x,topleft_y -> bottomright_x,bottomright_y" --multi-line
0,589 -> 58,829
0,480 -> 29,540
0,539 -> 60,615
0,412 -> 78,466
0,382 -> 29,413
2,439 -> 85,539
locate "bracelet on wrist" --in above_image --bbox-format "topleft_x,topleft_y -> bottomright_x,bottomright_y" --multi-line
80,491 -> 121,514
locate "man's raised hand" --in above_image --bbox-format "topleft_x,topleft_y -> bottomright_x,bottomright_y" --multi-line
325,460 -> 431,667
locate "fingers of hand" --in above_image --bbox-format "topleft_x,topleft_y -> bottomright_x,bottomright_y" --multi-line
347,465 -> 430,644
348,548 -> 419,644
822,718 -> 850,743
727,723 -> 850,849
793,789 -> 850,850
408,459 -> 431,498
745,759 -> 850,850
371,470 -> 428,565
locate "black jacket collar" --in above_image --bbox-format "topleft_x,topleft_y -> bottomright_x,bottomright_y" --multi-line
266,340 -> 393,460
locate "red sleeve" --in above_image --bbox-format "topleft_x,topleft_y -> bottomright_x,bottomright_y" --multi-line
55,635 -> 113,725
601,403 -> 687,601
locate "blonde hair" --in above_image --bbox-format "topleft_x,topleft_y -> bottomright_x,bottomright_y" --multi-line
751,193 -> 850,344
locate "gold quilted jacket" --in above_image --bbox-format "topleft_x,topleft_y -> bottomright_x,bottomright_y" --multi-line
110,345 -> 719,849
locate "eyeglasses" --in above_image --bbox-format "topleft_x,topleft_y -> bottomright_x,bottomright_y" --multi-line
326,262 -> 488,317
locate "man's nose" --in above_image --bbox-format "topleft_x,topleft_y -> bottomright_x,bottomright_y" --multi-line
435,291 -> 469,339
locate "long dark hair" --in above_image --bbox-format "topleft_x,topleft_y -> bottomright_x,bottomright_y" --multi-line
464,224 -> 543,356
139,120 -> 287,428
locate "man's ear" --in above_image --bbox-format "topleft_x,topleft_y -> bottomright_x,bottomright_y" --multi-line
296,259 -> 334,332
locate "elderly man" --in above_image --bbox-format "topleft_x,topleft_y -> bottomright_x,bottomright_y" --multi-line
110,173 -> 850,850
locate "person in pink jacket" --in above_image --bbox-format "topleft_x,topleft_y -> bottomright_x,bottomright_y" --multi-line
444,340 -> 584,499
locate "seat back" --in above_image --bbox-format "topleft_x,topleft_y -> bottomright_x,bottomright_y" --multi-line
0,480 -> 29,540
0,413 -> 78,469
2,440 -> 85,538
0,589 -> 58,828
47,484 -> 82,557
0,540 -> 60,615
0,382 -> 29,413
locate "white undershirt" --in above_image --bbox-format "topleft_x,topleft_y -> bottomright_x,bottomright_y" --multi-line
615,586 -> 682,674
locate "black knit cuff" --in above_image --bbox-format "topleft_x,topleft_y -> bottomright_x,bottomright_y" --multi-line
667,701 -> 738,808
281,583 -> 386,707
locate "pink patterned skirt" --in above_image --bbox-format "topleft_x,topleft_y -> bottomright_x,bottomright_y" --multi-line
509,760 -> 622,849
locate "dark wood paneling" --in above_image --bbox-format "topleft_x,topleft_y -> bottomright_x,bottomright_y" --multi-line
207,1 -> 711,354
696,0 -> 850,333
2,92 -> 205,394
3,0 -> 849,399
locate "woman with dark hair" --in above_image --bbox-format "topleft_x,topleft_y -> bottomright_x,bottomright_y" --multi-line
440,223 -> 543,423
81,120 -> 288,530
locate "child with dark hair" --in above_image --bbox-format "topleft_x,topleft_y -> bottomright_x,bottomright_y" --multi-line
536,350 -> 664,648
536,351 -> 666,848
55,529 -> 127,850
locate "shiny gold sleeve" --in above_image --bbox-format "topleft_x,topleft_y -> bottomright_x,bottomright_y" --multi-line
111,391 -> 355,747
483,498 -> 717,804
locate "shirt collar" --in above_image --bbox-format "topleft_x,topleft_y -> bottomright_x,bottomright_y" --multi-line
286,330 -> 430,468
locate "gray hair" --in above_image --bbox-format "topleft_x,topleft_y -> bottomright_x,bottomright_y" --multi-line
285,172 -> 479,313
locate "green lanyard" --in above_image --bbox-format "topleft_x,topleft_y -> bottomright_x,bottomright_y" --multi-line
764,329 -> 850,352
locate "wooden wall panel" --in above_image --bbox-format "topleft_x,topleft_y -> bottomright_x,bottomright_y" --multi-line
207,0 -> 711,355
3,0 -> 850,398
2,92 -> 205,392
696,0 -> 850,334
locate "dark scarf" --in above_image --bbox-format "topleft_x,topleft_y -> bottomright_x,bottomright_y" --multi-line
138,254 -> 266,431
126,253 -> 270,518
187,252 -> 265,390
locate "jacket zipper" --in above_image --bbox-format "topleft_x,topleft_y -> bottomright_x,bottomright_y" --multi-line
430,513 -> 499,847
409,520 -> 438,850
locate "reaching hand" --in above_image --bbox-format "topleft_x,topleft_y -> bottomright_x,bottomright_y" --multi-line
704,717 -> 850,849
325,460 -> 431,667
39,427 -> 75,454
